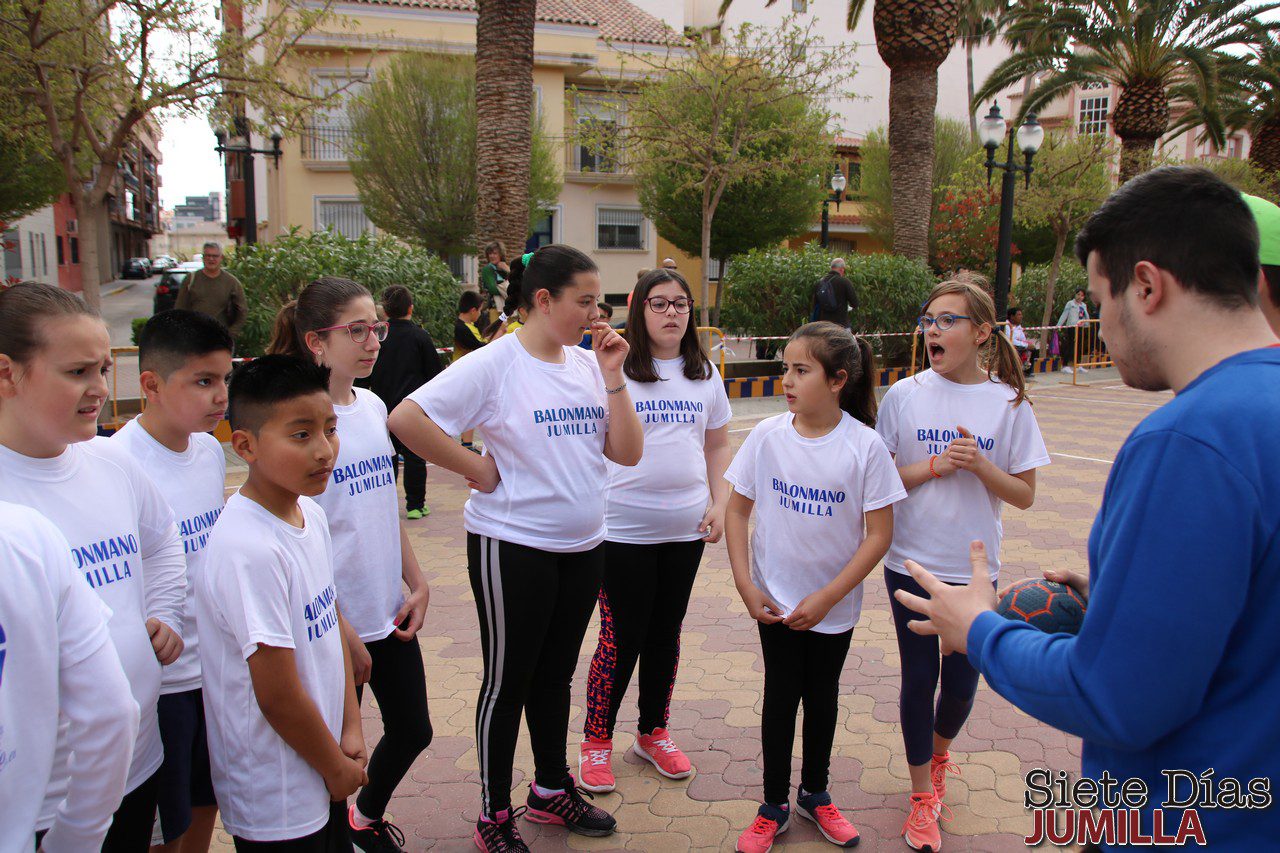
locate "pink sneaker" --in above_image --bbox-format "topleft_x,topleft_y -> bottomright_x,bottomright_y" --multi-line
930,752 -> 961,802
577,738 -> 615,793
631,728 -> 693,779
796,790 -> 860,847
736,804 -> 790,853
902,792 -> 951,852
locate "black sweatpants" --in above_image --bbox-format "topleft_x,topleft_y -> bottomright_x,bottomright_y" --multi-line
885,567 -> 985,767
468,533 -> 604,815
102,770 -> 159,852
757,621 -> 853,805
232,801 -> 352,852
354,631 -> 433,819
584,539 -> 704,740
391,436 -> 427,512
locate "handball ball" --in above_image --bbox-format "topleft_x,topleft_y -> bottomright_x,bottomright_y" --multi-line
996,578 -> 1087,635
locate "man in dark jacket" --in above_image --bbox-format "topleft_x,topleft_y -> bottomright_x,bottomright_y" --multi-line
812,257 -> 858,328
366,285 -> 444,518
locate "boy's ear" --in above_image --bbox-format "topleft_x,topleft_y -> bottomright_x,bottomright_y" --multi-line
230,428 -> 257,463
138,369 -> 163,402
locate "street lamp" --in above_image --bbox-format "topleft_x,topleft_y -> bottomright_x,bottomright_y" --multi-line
979,103 -> 1043,322
214,122 -> 284,245
819,165 -> 847,249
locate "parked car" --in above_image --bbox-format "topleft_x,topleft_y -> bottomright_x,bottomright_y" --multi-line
150,256 -> 176,272
153,261 -> 202,314
121,257 -> 150,279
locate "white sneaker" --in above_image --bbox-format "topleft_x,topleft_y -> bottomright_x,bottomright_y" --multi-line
1077,366 -> 1088,373
1061,366 -> 1074,374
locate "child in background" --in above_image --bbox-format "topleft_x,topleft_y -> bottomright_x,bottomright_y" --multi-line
725,322 -> 904,853
197,355 -> 367,851
455,291 -> 491,362
580,268 -> 732,792
876,278 -> 1048,851
0,283 -> 187,852
110,310 -> 232,853
269,277 -> 433,852
578,303 -> 614,349
1,502 -> 139,853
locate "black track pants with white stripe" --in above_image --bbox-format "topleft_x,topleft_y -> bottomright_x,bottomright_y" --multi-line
468,533 -> 604,816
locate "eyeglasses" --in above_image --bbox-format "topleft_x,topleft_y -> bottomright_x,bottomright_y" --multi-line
645,296 -> 694,314
315,321 -> 389,343
917,313 -> 972,332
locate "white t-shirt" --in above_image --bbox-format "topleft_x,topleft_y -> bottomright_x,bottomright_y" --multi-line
405,331 -> 610,553
111,420 -> 226,693
0,439 -> 185,823
724,412 -> 906,634
311,389 -> 403,642
1009,324 -> 1029,348
876,369 -> 1051,582
0,503 -> 131,853
197,493 -> 345,842
605,357 -> 732,544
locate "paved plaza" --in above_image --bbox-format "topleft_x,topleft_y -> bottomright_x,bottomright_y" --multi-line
208,373 -> 1167,851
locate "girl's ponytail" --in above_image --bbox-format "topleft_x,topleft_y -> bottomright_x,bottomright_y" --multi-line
787,321 -> 878,427
989,327 -> 1028,406
267,300 -> 306,357
842,335 -> 878,427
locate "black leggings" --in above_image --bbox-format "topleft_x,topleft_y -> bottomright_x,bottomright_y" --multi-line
102,770 -> 159,852
757,621 -> 853,805
584,539 -> 704,740
885,567 -> 984,767
354,631 -> 433,819
391,436 -> 427,512
468,533 -> 604,815
232,801 -> 352,851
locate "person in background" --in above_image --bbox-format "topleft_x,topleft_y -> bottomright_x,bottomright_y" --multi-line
1056,289 -> 1091,373
1005,307 -> 1038,374
175,242 -> 248,341
480,242 -> 510,314
579,304 -> 615,349
811,259 -> 858,329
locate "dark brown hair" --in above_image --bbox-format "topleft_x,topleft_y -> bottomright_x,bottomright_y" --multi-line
519,244 -> 598,310
922,276 -> 1027,406
623,268 -> 711,383
787,322 -> 877,427
483,240 -> 506,261
381,284 -> 414,319
0,282 -> 100,364
267,276 -> 370,359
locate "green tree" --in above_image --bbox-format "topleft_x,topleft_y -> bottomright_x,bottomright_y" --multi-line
859,116 -> 979,263
0,130 -> 64,224
976,0 -> 1279,184
588,19 -> 852,328
1012,130 -> 1115,328
0,0 -> 338,306
1207,29 -> 1280,192
348,52 -> 560,258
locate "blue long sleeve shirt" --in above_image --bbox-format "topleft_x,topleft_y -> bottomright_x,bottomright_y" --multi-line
968,347 -> 1280,849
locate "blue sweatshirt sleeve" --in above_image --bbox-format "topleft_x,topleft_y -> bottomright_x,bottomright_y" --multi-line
967,430 -> 1256,751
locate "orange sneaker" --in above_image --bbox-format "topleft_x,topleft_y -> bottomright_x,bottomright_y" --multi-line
577,738 -> 615,793
736,803 -> 790,853
902,792 -> 950,851
631,728 -> 693,780
929,752 -> 961,802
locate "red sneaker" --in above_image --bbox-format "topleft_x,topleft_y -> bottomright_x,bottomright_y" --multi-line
577,738 -> 615,793
930,752 -> 961,802
736,804 -> 790,853
902,792 -> 951,852
796,790 -> 860,847
631,728 -> 693,780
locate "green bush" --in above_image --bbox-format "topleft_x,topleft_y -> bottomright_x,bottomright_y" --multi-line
131,317 -> 147,346
1012,261 -> 1088,330
225,228 -> 460,356
719,243 -> 935,366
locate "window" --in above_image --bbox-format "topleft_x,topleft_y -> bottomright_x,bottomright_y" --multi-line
1081,80 -> 1107,90
315,198 -> 374,238
526,211 -> 555,253
445,254 -> 469,281
1079,96 -> 1109,135
792,0 -> 807,10
597,207 -> 645,251
1226,136 -> 1243,159
846,161 -> 862,193
70,236 -> 79,264
708,257 -> 727,282
4,229 -> 21,280
307,71 -> 370,160
56,235 -> 64,265
575,95 -> 624,173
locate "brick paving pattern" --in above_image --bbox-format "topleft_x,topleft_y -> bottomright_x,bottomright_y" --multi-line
208,374 -> 1169,851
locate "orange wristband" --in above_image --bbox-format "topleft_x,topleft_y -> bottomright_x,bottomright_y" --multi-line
929,455 -> 943,479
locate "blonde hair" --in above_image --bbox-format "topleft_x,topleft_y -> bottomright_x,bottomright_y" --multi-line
923,275 -> 1028,406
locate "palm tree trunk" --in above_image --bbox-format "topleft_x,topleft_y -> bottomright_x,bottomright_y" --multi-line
1117,135 -> 1157,185
1250,118 -> 1280,195
888,62 -> 938,262
1042,227 -> 1067,330
966,40 -> 977,141
475,0 -> 536,261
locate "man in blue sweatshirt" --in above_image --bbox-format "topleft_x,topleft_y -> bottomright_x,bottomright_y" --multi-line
893,166 -> 1280,849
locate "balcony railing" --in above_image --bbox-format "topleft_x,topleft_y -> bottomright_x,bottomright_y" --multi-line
301,123 -> 354,162
564,137 -> 631,177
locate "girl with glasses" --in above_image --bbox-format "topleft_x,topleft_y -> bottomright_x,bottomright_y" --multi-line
268,276 -> 433,852
578,268 -> 732,795
878,278 -> 1048,851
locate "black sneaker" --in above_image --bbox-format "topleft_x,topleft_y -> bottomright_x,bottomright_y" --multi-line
524,775 -> 617,837
473,807 -> 530,853
348,805 -> 407,852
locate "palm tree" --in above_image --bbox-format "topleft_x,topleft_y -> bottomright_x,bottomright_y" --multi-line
719,0 -> 961,262
476,0 -> 536,259
1215,27 -> 1280,190
976,0 -> 1280,184
958,0 -> 1005,140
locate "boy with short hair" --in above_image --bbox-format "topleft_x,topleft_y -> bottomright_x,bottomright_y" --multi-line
110,309 -> 232,851
198,355 -> 367,851
454,291 -> 489,362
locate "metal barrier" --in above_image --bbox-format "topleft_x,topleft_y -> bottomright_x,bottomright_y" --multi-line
104,346 -> 141,431
1070,319 -> 1111,384
697,326 -> 726,375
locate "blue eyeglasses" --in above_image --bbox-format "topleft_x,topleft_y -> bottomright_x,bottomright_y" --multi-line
917,313 -> 972,332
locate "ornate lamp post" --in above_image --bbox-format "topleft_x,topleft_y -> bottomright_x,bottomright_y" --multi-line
214,121 -> 283,245
819,165 -> 848,249
979,103 -> 1044,322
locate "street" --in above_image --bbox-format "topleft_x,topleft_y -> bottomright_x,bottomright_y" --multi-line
100,274 -> 158,346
